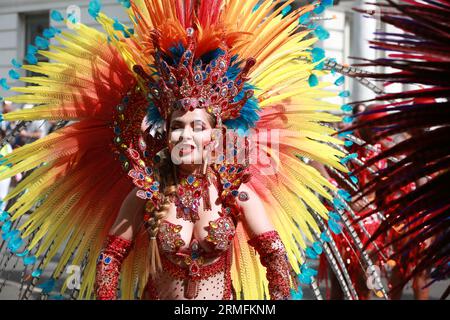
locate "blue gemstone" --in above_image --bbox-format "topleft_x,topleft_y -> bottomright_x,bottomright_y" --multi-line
191,252 -> 199,259
187,175 -> 195,185
138,173 -> 144,180
104,257 -> 112,264
224,182 -> 231,189
145,191 -> 153,198
145,167 -> 153,175
150,185 -> 158,191
231,190 -> 239,197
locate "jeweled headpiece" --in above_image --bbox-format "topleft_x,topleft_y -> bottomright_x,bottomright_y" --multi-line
141,28 -> 257,127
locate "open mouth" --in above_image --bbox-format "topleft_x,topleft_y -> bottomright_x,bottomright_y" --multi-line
179,144 -> 195,156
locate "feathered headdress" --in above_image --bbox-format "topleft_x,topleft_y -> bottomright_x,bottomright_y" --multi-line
0,0 -> 378,300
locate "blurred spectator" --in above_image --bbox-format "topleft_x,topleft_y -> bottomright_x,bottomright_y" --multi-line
0,128 -> 12,211
18,104 -> 50,145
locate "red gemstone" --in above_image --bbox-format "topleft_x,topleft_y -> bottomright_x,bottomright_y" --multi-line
191,264 -> 199,274
194,190 -> 201,198
129,149 -> 139,160
211,73 -> 219,83
135,180 -> 144,188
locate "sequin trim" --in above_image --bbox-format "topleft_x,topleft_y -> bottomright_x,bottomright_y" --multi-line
95,235 -> 132,300
248,230 -> 292,300
144,249 -> 233,300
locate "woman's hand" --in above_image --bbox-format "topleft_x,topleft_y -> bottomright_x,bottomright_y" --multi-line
95,187 -> 146,299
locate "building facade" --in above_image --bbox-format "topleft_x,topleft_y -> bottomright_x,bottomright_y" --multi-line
0,0 -> 380,105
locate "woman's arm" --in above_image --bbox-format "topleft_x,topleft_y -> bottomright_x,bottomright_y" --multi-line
95,187 -> 146,300
237,184 -> 293,300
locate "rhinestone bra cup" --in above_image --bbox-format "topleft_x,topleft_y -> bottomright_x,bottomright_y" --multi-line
156,215 -> 236,260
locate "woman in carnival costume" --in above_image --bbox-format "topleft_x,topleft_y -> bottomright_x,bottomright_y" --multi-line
0,0 -> 383,300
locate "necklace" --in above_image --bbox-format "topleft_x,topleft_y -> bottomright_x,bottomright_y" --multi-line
174,170 -> 211,222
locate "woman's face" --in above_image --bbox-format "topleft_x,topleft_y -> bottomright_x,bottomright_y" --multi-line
168,108 -> 214,167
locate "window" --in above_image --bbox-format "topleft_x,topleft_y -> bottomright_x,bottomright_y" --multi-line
23,12 -> 49,79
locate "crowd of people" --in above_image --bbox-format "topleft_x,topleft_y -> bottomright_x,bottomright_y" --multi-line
0,100 -> 57,210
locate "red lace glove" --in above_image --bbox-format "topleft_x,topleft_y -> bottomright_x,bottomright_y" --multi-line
95,235 -> 132,300
248,230 -> 292,300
